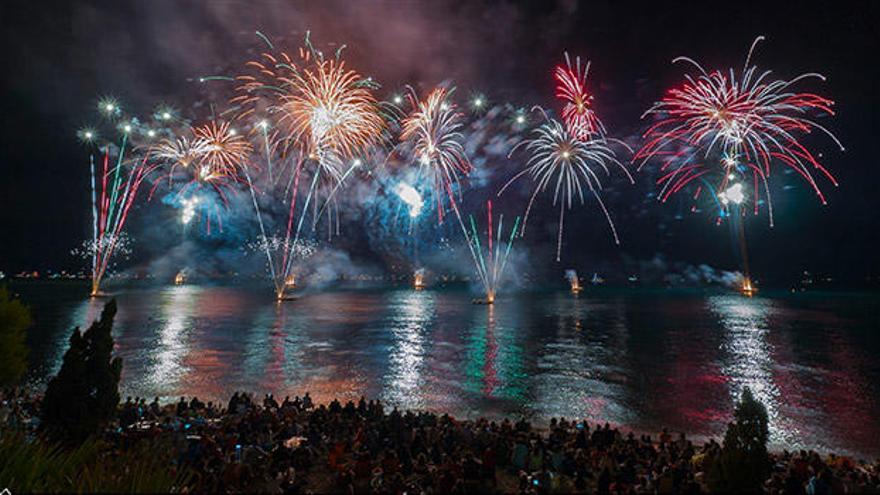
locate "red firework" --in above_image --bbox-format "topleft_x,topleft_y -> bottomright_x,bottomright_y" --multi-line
555,53 -> 604,140
635,37 -> 844,224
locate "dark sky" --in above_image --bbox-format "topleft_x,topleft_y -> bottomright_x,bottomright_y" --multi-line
1,0 -> 878,285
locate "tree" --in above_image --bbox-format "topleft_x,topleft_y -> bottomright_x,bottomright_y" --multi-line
0,286 -> 32,387
40,299 -> 123,444
707,386 -> 771,492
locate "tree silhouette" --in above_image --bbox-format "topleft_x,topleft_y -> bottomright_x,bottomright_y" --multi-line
41,300 -> 122,444
707,386 -> 771,492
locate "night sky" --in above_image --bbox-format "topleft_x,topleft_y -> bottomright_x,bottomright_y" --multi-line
1,0 -> 878,286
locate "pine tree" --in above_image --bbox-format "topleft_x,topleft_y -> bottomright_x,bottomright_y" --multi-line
707,386 -> 771,492
40,300 -> 122,444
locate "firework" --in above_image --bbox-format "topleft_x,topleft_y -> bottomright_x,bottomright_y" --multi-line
71,232 -> 132,291
151,136 -> 208,176
555,53 -> 604,140
635,36 -> 844,225
501,116 -> 632,261
87,147 -> 152,296
460,200 -> 520,304
229,44 -> 296,185
153,105 -> 177,123
192,121 -> 252,179
277,57 -> 383,184
245,234 -> 317,299
399,87 -> 472,222
97,96 -> 121,118
150,131 -> 235,233
231,33 -> 382,299
395,182 -> 424,218
79,103 -> 160,296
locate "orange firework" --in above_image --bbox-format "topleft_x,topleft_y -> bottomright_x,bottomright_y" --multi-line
230,49 -> 296,160
192,121 -> 252,179
229,33 -> 384,299
277,59 -> 383,180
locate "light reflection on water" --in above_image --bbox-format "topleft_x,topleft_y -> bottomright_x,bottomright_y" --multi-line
15,283 -> 880,458
383,290 -> 433,409
709,296 -> 789,446
149,286 -> 199,388
534,296 -> 634,426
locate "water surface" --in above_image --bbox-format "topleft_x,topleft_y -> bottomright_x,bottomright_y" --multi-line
13,281 -> 880,459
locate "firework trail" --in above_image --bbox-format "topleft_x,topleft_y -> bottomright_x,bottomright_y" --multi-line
459,200 -> 520,304
78,100 -> 161,295
635,36 -> 844,225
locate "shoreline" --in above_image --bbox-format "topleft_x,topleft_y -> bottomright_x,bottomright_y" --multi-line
16,375 -> 880,462
101,390 -> 880,463
5,389 -> 877,493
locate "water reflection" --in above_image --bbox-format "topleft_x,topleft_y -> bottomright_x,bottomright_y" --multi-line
709,296 -> 794,448
464,302 -> 528,412
483,305 -> 499,396
464,305 -> 500,398
533,294 -> 632,424
14,282 -> 880,459
382,290 -> 434,409
270,303 -> 308,388
147,286 -> 200,389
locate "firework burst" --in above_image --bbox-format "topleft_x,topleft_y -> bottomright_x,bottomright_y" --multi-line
192,121 -> 252,179
149,131 -> 236,233
501,115 -> 632,261
555,53 -> 605,140
635,36 -> 844,224
276,58 -> 383,181
399,86 -> 472,222
229,33 -> 384,299
151,136 -> 209,176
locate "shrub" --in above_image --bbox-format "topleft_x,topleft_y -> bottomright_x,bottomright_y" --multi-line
0,431 -> 191,493
0,286 -> 32,386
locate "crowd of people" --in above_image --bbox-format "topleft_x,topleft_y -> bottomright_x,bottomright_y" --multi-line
2,387 -> 879,493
